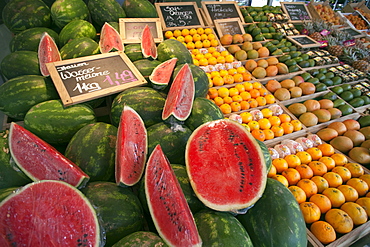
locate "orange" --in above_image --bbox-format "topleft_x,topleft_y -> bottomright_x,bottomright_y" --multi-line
212,76 -> 224,86
284,154 -> 301,168
344,163 -> 364,178
252,81 -> 262,89
323,172 -> 343,188
271,174 -> 289,187
217,87 -> 229,98
243,82 -> 253,91
311,176 -> 329,193
247,99 -> 258,108
256,96 -> 267,106
268,164 -> 277,178
228,68 -> 238,75
282,168 -> 301,185
173,29 -> 182,37
210,70 -> 220,78
296,151 -> 312,164
337,184 -> 359,202
247,120 -> 259,131
319,157 -> 336,171
296,164 -> 314,179
207,56 -> 217,65
272,158 -> 289,173
356,197 -> 370,217
216,56 -> 226,64
219,104 -> 232,114
234,84 -> 245,93
310,221 -> 336,245
224,55 -> 233,63
249,89 -> 260,98
258,118 -> 271,130
261,108 -> 273,118
236,66 -> 246,74
271,125 -> 284,137
232,95 -> 243,103
208,88 -> 218,99
181,28 -> 190,36
310,194 -> 332,214
278,113 -> 291,123
164,31 -> 174,39
239,101 -> 250,110
330,153 -> 348,166
288,185 -> 306,204
210,39 -> 219,47
239,112 -> 253,123
197,27 -> 204,34
359,174 -> 370,188
340,202 -> 368,225
228,88 -> 239,97
233,73 -> 244,83
308,161 -> 328,176
219,69 -> 228,77
346,178 -> 369,197
325,208 -> 353,234
322,188 -> 346,208
290,120 -> 302,131
242,72 -> 252,81
317,143 -> 335,156
306,147 -> 323,161
213,97 -> 224,106
264,94 -> 275,104
240,91 -> 251,101
258,88 -> 268,97
281,122 -> 294,134
251,129 -> 265,142
230,102 -> 241,112
263,129 -> 274,140
268,116 -> 281,126
297,178 -> 318,198
204,27 -> 213,35
331,166 -> 352,183
223,96 -> 233,104
299,201 -> 321,224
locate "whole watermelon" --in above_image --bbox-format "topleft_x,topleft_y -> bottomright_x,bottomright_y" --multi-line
1,51 -> 41,79
88,0 -> 126,28
173,63 -> 209,98
58,19 -> 97,46
124,44 -> 143,62
122,0 -> 158,18
10,27 -> 59,52
60,37 -> 100,59
112,231 -> 167,247
50,0 -> 89,29
157,39 -> 193,65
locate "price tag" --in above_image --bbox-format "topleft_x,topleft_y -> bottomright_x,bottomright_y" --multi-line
281,2 -> 312,22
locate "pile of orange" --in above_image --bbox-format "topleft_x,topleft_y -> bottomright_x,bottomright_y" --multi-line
164,27 -> 219,50
269,141 -> 370,245
192,47 -> 235,67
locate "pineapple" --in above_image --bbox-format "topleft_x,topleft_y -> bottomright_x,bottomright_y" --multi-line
327,36 -> 344,57
341,46 -> 370,73
303,19 -> 333,41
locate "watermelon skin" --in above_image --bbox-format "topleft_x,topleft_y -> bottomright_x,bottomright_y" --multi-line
60,37 -> 100,60
0,51 -> 41,79
145,145 -> 202,247
256,139 -> 272,172
65,122 -> 117,182
194,209 -> 253,246
112,231 -> 168,247
58,19 -> 97,47
149,57 -> 178,90
10,27 -> 59,52
157,39 -> 193,65
80,181 -> 145,247
24,99 -> 97,144
50,0 -> 89,29
87,0 -> 126,29
111,87 -> 165,128
237,178 -> 307,247
173,64 -> 209,98
185,97 -> 224,131
124,44 -> 144,62
122,0 -> 158,18
0,130 -> 31,189
2,0 -> 51,33
0,187 -> 18,203
0,75 -> 59,120
133,59 -> 161,82
0,180 -> 101,246
147,122 -> 192,165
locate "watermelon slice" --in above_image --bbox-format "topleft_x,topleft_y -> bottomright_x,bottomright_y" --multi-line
162,63 -> 195,121
141,24 -> 157,59
185,119 -> 267,213
99,22 -> 124,53
8,122 -> 89,188
115,105 -> 147,186
0,180 -> 101,246
149,57 -> 178,90
38,32 -> 61,76
145,144 -> 202,247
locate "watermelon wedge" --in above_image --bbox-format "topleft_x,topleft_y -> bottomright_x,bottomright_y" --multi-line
38,32 -> 61,76
141,24 -> 157,59
149,57 -> 178,90
99,22 -> 124,53
162,63 -> 195,121
0,180 -> 101,246
185,119 -> 267,213
115,105 -> 147,186
145,144 -> 202,247
8,122 -> 89,188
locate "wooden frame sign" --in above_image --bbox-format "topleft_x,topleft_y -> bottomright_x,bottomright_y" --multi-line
155,2 -> 204,30
119,18 -> 163,44
214,18 -> 245,36
281,2 -> 312,23
339,27 -> 365,38
201,1 -> 245,25
287,35 -> 322,49
46,52 -> 147,106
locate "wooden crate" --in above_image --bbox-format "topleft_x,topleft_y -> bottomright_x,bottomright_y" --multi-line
342,1 -> 370,15
307,0 -> 345,26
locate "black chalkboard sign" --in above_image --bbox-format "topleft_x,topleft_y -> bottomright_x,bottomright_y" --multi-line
214,18 -> 245,36
155,2 -> 204,30
202,1 -> 244,25
46,52 -> 146,106
339,27 -> 365,38
281,2 -> 312,22
287,35 -> 321,48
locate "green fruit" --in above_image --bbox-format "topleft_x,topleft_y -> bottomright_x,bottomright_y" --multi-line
10,27 -> 59,52
315,73 -> 326,81
319,68 -> 328,74
298,60 -> 310,68
257,22 -> 266,28
253,16 -> 261,22
133,59 -> 161,77
289,46 -> 297,51
288,65 -> 300,73
340,91 -> 354,101
271,49 -> 283,56
58,19 -> 97,47
323,92 -> 338,101
285,59 -> 297,67
112,231 -> 166,247
321,79 -> 333,87
300,54 -> 309,61
173,64 -> 209,98
281,46 -> 290,53
122,0 -> 158,18
251,27 -> 262,37
307,59 -> 316,67
263,33 -> 272,39
350,88 -> 362,98
124,44 -> 144,62
60,37 -> 99,59
309,69 -> 319,76
269,27 -> 276,32
271,39 -> 280,45
307,77 -> 320,85
51,0 -> 89,29
254,34 -> 265,41
275,42 -> 285,48
349,98 -> 365,108
244,16 -> 254,23
285,41 -> 292,47
341,83 -> 352,91
325,72 -> 335,79
338,104 -> 353,116
333,98 -> 345,107
294,56 -> 304,63
1,51 -> 41,79
359,115 -> 370,127
87,0 -> 126,28
267,45 -> 278,53
272,33 -> 284,40
332,76 -> 342,85
331,86 -> 344,95
278,54 -> 291,63
289,51 -> 301,58
300,72 -> 311,81
360,95 -> 370,105
315,83 -> 327,92
157,39 -> 193,64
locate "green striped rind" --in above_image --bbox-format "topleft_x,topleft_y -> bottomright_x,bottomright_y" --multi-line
59,19 -> 97,47
185,97 -> 224,131
172,64 -> 209,98
0,75 -> 59,120
0,187 -> 18,203
50,0 -> 89,29
256,139 -> 272,172
10,27 -> 59,52
1,51 -> 41,79
111,87 -> 165,128
87,0 -> 126,28
0,130 -> 31,189
124,44 -> 143,62
122,0 -> 158,18
112,231 -> 168,247
194,209 -> 253,246
2,0 -> 51,33
157,39 -> 193,65
147,122 -> 192,165
24,99 -> 97,145
65,122 -> 117,182
80,181 -> 145,247
60,37 -> 100,60
133,59 -> 161,82
237,178 -> 307,247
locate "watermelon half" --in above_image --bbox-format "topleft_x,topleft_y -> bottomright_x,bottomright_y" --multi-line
38,32 -> 61,76
141,24 -> 157,59
99,22 -> 124,53
149,57 -> 177,90
0,180 -> 101,246
115,105 -> 147,186
145,144 -> 202,247
185,119 -> 267,213
8,122 -> 89,188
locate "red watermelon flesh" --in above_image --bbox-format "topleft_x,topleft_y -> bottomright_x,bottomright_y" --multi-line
141,24 -> 157,59
162,63 -> 195,121
116,105 -> 147,187
8,122 -> 89,188
0,180 -> 101,246
38,32 -> 61,76
99,22 -> 124,53
145,144 -> 202,247
149,57 -> 178,89
185,119 -> 267,213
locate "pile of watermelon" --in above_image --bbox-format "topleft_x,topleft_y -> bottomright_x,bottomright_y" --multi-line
0,0 -> 308,246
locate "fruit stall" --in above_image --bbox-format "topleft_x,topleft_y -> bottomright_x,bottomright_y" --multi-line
2,0 -> 370,246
